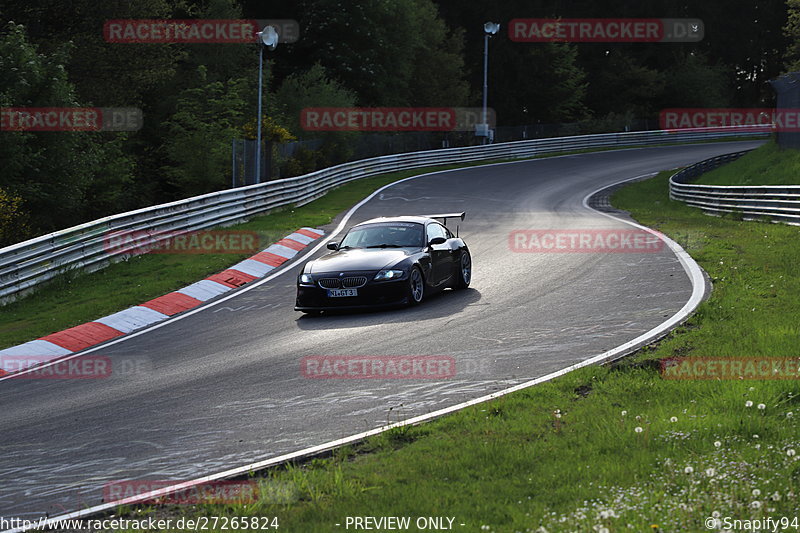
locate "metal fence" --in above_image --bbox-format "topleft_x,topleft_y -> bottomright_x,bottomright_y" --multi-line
237,118 -> 659,183
233,138 -> 327,185
669,150 -> 800,225
0,125 -> 769,303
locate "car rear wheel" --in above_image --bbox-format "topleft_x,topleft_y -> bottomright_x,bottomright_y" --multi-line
453,250 -> 471,289
407,267 -> 425,305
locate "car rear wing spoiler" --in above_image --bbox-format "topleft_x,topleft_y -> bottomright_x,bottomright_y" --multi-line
422,212 -> 465,225
422,212 -> 465,237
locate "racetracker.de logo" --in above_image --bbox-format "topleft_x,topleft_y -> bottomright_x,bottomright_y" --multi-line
103,230 -> 261,255
509,229 -> 664,253
1,356 -> 112,379
301,356 -> 456,379
103,480 -> 259,505
660,108 -> 800,132
509,18 -> 703,43
300,107 -> 495,132
0,107 -> 142,132
103,19 -> 300,44
661,357 -> 800,380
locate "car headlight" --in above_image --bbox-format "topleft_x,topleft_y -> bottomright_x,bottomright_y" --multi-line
299,273 -> 314,285
374,269 -> 405,281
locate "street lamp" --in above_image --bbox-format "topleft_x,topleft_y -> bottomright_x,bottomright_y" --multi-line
479,22 -> 500,144
255,25 -> 279,184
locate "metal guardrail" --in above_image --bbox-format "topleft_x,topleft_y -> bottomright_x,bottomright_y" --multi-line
669,150 -> 800,225
0,126 -> 769,303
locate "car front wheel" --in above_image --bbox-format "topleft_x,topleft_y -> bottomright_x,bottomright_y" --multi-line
407,267 -> 425,305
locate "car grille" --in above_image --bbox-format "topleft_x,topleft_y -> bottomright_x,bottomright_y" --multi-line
318,276 -> 368,289
342,276 -> 368,288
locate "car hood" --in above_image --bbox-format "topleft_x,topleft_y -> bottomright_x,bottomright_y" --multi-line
307,248 -> 413,274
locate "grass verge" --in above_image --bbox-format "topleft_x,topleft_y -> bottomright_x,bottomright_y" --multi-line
105,170 -> 800,532
696,140 -> 800,185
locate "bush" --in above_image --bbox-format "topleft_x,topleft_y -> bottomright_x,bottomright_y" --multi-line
283,147 -> 324,177
0,188 -> 32,247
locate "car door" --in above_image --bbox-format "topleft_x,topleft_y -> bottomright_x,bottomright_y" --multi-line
426,222 -> 451,286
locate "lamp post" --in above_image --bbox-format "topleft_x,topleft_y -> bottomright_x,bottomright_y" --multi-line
480,22 -> 500,144
255,25 -> 279,184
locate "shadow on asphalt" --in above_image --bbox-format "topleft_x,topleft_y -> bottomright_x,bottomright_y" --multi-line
294,287 -> 482,329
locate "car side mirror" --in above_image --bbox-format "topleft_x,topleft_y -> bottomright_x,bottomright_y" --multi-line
326,242 -> 338,250
428,237 -> 446,247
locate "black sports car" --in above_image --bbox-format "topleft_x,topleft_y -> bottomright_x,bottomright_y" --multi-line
295,213 -> 471,313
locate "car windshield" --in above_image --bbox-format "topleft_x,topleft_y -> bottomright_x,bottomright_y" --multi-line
339,222 -> 424,249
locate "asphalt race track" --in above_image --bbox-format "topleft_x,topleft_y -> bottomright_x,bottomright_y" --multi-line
0,140 -> 763,520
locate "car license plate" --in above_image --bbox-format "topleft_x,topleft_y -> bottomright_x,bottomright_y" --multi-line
328,288 -> 357,297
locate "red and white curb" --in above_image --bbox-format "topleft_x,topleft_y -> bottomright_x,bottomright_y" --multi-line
0,228 -> 324,377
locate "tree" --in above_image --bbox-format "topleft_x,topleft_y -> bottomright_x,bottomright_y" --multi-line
785,0 -> 800,71
283,0 -> 469,107
272,63 -> 357,136
434,0 -> 788,119
479,38 -> 588,126
693,0 -> 787,106
2,0 -> 181,107
0,22 -> 134,236
582,49 -> 664,119
0,188 -> 31,247
174,0 -> 258,84
81,135 -> 138,221
406,0 -> 470,106
161,66 -> 250,197
272,63 -> 359,172
660,52 -> 731,108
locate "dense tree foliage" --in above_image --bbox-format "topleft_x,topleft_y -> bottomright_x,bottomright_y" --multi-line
785,0 -> 800,71
0,22 -> 136,234
0,0 -> 793,243
276,0 -> 470,107
161,67 -> 251,197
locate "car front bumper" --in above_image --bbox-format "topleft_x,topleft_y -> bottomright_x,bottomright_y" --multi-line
295,277 -> 408,311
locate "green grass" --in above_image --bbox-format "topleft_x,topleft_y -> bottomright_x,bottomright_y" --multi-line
106,170 -> 800,532
696,140 -> 800,185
